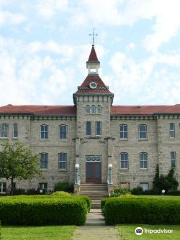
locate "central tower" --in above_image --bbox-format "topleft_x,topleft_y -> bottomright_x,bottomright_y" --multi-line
73,45 -> 114,184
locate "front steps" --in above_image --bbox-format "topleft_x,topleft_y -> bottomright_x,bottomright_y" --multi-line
80,184 -> 108,209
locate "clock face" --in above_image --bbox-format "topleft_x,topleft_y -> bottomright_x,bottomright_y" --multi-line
89,82 -> 98,89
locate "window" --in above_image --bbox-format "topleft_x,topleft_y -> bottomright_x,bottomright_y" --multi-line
140,152 -> 148,169
60,125 -> 68,139
86,105 -> 90,114
120,152 -> 128,169
0,182 -> 6,193
86,121 -> 91,136
13,123 -> 18,138
169,123 -> 175,138
139,124 -> 147,139
58,153 -> 67,170
92,105 -> 96,114
39,183 -> 48,193
41,125 -> 48,139
95,121 -> 102,136
139,183 -> 149,191
171,151 -> 176,168
97,105 -> 101,114
120,124 -> 128,139
40,153 -> 48,169
0,123 -> 8,138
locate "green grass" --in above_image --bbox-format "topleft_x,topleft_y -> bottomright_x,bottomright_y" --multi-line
1,226 -> 75,240
118,224 -> 180,240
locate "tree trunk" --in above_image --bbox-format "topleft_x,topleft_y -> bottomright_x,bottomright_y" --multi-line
10,178 -> 14,196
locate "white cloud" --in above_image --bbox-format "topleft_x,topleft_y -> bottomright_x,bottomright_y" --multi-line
0,10 -> 25,26
36,0 -> 69,19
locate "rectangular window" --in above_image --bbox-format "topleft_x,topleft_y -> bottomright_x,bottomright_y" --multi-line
120,124 -> 128,139
139,183 -> 149,191
60,125 -> 68,139
0,123 -> 8,138
139,124 -> 147,139
13,123 -> 18,138
120,152 -> 128,169
40,153 -> 48,169
169,123 -> 175,138
39,183 -> 48,193
86,121 -> 91,136
95,121 -> 102,136
58,153 -> 67,170
41,125 -> 48,139
140,152 -> 148,169
0,182 -> 6,193
171,151 -> 176,168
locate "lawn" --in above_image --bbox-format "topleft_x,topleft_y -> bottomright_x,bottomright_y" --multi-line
1,226 -> 75,240
118,224 -> 180,240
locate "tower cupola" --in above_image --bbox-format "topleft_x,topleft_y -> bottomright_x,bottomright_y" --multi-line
86,45 -> 100,75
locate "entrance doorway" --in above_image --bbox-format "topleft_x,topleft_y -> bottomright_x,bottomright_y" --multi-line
86,156 -> 102,183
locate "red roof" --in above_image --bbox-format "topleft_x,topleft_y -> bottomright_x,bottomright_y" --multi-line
74,75 -> 112,94
111,105 -> 180,115
0,105 -> 76,115
87,45 -> 99,63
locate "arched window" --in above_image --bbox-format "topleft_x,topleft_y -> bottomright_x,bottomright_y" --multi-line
86,105 -> 90,114
40,125 -> 48,139
92,105 -> 96,114
59,125 -> 68,139
97,105 -> 101,114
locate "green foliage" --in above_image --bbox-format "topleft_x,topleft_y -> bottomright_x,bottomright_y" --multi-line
52,191 -> 71,197
0,141 -> 41,195
167,190 -> 180,196
153,164 -> 178,194
78,196 -> 91,212
54,182 -> 74,193
131,186 -> 144,195
0,195 -> 88,226
103,196 -> 180,225
111,188 -> 131,197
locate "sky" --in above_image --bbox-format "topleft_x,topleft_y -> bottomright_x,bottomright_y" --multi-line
1,0 -> 180,106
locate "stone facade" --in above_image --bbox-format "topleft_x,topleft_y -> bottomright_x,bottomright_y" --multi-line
0,45 -> 180,193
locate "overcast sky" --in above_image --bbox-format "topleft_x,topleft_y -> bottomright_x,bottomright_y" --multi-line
1,0 -> 180,106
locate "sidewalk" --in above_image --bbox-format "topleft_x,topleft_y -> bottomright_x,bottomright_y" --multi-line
73,209 -> 119,240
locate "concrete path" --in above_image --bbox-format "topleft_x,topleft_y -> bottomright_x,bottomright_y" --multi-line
73,209 -> 119,240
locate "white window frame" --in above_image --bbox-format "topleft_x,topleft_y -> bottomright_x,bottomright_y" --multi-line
0,182 -> 6,193
40,124 -> 48,139
171,151 -> 176,168
0,123 -> 8,138
140,152 -> 148,169
120,124 -> 128,139
13,123 -> 18,138
139,183 -> 149,191
58,153 -> 67,170
40,153 -> 48,170
59,125 -> 68,139
120,152 -> 128,169
169,123 -> 175,138
139,124 -> 147,139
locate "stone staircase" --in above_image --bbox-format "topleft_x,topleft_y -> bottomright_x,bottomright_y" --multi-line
80,183 -> 108,209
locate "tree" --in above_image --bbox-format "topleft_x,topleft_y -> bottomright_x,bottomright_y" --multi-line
0,141 -> 41,195
153,164 -> 178,194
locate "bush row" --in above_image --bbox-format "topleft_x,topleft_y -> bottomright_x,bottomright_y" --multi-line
103,196 -> 180,225
0,195 -> 90,226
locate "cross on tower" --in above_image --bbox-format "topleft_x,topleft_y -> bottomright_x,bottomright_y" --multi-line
89,28 -> 98,45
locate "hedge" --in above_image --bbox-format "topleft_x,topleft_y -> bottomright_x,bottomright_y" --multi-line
103,196 -> 180,225
0,195 -> 89,226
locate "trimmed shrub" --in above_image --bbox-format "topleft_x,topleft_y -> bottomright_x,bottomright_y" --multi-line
79,196 -> 91,212
111,188 -> 131,197
104,196 -> 180,225
131,186 -> 144,195
0,195 -> 87,226
54,182 -> 74,193
52,191 -> 71,197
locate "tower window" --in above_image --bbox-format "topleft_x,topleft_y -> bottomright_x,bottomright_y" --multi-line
86,105 -> 90,114
95,121 -> 102,136
97,105 -> 101,114
91,105 -> 96,114
86,121 -> 91,136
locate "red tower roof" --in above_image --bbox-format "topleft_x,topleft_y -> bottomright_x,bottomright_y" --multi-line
87,45 -> 100,63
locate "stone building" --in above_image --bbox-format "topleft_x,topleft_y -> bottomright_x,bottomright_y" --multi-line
0,45 -> 180,193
